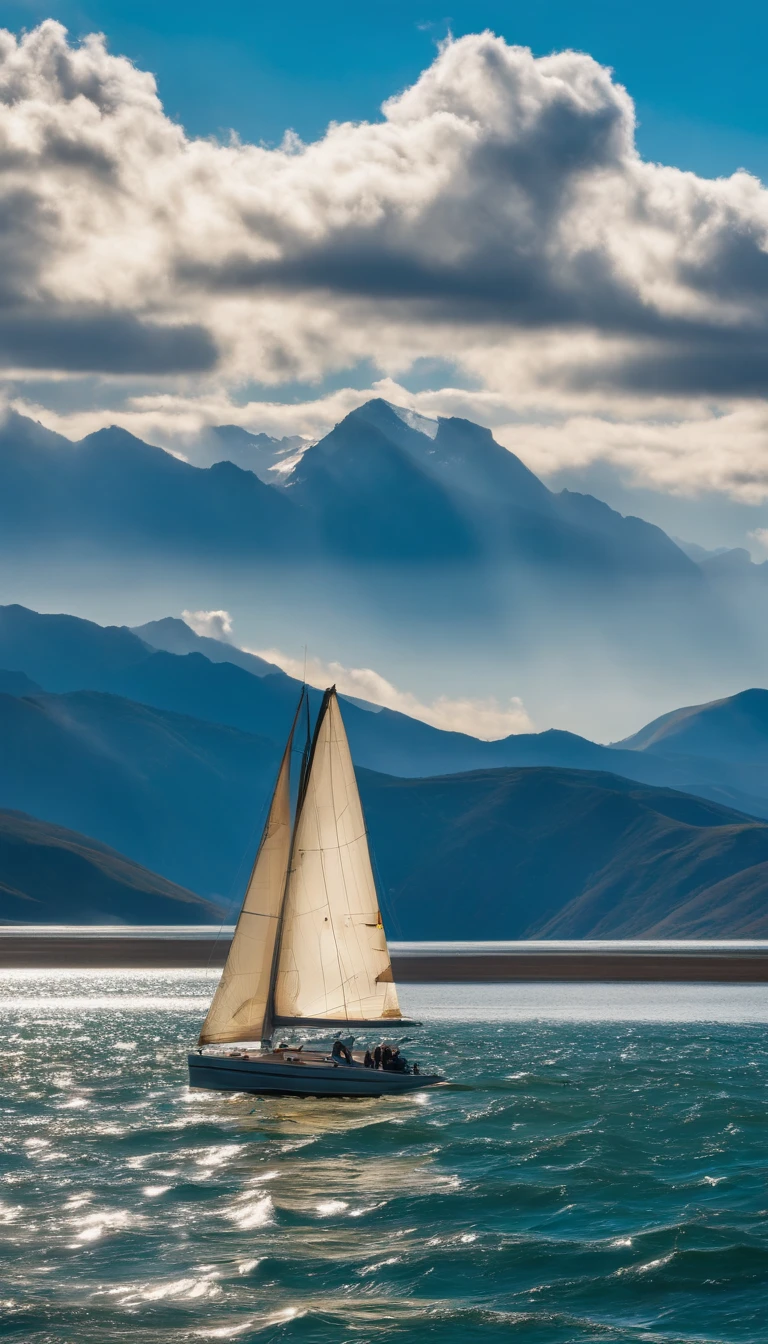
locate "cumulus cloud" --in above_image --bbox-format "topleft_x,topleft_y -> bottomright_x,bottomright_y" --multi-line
16,375 -> 768,505
1,20 -> 768,398
495,407 -> 768,504
249,646 -> 533,740
747,528 -> 768,556
4,21 -> 768,501
180,607 -> 532,736
182,608 -> 234,642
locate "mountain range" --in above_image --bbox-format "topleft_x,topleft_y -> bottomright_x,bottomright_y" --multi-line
3,396 -> 763,741
195,424 -> 308,478
0,684 -> 278,898
0,410 -> 301,560
363,768 -> 768,939
616,687 -> 768,762
1,601 -> 768,935
3,603 -> 768,812
0,399 -> 696,576
286,399 -> 699,575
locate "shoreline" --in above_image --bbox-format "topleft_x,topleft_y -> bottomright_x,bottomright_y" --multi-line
3,929 -> 768,981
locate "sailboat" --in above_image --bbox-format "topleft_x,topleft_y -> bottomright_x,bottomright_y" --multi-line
189,686 -> 442,1098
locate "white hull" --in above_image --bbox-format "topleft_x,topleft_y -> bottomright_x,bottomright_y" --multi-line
188,1052 -> 442,1098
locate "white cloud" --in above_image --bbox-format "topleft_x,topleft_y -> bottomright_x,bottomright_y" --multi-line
182,608 -> 234,642
747,528 -> 768,556
178,608 -> 532,737
495,407 -> 768,504
3,22 -> 768,499
17,377 -> 768,505
0,21 -> 766,393
249,646 -> 533,740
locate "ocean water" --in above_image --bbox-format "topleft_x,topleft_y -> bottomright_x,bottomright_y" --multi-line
2,975 -> 768,1343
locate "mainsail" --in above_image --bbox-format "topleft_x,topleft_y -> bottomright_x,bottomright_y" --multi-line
272,688 -> 402,1027
197,697 -> 303,1046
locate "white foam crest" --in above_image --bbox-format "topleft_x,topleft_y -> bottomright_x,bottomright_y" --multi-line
226,1195 -> 274,1230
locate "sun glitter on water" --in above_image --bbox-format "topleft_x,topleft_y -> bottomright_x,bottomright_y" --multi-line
2,972 -> 768,1343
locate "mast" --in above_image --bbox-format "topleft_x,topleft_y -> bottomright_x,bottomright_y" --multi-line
269,686 -> 403,1030
197,688 -> 305,1046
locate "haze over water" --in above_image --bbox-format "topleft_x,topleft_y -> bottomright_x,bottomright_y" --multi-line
2,973 -> 767,1343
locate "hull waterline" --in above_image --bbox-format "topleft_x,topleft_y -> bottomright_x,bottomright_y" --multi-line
188,1053 -> 442,1098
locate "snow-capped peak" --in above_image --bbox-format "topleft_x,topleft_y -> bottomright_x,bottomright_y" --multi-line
385,402 -> 439,439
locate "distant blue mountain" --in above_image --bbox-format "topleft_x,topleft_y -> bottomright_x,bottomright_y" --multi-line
0,669 -> 41,696
0,411 -> 302,557
0,686 -> 278,899
131,617 -> 281,678
1,398 -> 737,739
615,687 -> 768,763
0,808 -> 220,924
2,601 -> 768,934
287,399 -> 698,576
2,604 -> 768,818
361,766 -> 768,939
4,398 -> 758,742
199,424 -> 308,479
0,401 -> 698,581
2,683 -> 767,935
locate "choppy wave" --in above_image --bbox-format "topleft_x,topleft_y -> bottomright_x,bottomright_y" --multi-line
1,973 -> 767,1343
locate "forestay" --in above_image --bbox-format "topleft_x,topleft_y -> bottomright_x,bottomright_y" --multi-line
197,716 -> 297,1046
273,689 -> 401,1025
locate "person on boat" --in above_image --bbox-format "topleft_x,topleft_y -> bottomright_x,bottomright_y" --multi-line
331,1040 -> 354,1065
381,1044 -> 393,1069
384,1042 -> 408,1075
364,1049 -> 374,1069
373,1045 -> 382,1069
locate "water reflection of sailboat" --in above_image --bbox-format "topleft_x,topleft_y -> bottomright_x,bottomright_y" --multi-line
189,686 -> 442,1097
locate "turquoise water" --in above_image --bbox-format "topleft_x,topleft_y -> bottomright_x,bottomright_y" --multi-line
1,974 -> 768,1343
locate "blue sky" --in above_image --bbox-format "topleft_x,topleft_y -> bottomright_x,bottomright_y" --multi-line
3,0 -> 767,181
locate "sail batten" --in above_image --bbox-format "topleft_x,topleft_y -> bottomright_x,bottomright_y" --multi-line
197,695 -> 302,1047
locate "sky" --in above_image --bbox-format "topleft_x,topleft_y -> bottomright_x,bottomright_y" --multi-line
0,2 -> 768,548
3,1 -> 768,179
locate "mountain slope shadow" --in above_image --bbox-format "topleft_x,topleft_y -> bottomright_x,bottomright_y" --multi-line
0,809 -> 222,923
